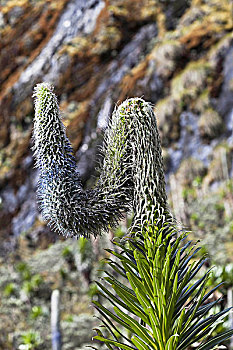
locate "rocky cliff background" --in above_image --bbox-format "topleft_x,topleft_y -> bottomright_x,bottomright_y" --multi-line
0,0 -> 232,349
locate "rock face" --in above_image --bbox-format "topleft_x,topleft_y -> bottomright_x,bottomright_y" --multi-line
0,0 -> 232,250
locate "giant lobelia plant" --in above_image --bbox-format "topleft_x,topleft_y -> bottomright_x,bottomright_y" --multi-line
33,83 -> 233,349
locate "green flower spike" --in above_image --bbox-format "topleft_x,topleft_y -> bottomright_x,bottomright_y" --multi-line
33,83 -> 171,238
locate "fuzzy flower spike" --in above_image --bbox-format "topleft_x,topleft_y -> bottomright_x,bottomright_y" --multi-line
33,83 -> 171,238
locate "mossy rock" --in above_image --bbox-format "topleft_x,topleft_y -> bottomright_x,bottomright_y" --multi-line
61,314 -> 102,349
60,37 -> 90,58
176,157 -> 206,187
209,32 -> 233,68
193,89 -> 211,113
198,108 -> 223,140
204,143 -> 233,185
161,147 -> 171,172
178,0 -> 232,51
155,96 -> 181,146
179,5 -> 206,27
171,60 -> 211,103
108,0 -> 157,23
91,25 -> 122,56
150,39 -> 185,78
188,181 -> 233,264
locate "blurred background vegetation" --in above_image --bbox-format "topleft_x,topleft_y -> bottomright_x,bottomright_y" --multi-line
0,0 -> 232,348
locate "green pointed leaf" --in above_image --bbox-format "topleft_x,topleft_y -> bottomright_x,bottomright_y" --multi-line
179,247 -> 202,272
105,249 -> 138,271
169,249 -> 180,284
187,258 -> 208,284
167,272 -> 179,330
182,282 -> 207,333
106,259 -> 127,278
178,308 -> 232,349
93,329 -> 114,350
165,334 -> 179,350
195,298 -> 222,319
135,287 -> 153,314
191,307 -> 233,345
176,273 -> 208,311
95,313 -> 133,344
94,336 -> 135,350
201,283 -> 224,304
96,281 -> 133,312
114,306 -> 156,348
196,329 -> 233,350
147,308 -> 163,348
126,270 -> 146,297
131,336 -> 151,350
174,309 -> 186,335
113,284 -> 149,323
161,251 -> 171,296
104,272 -> 136,297
135,251 -> 153,298
93,301 -> 133,333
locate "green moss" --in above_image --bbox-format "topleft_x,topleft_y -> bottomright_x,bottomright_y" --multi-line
30,305 -> 43,319
19,330 -> 42,349
16,262 -> 32,281
64,314 -> 74,323
192,175 -> 203,187
4,283 -> 16,297
62,246 -> 72,258
22,274 -> 43,296
88,283 -> 98,298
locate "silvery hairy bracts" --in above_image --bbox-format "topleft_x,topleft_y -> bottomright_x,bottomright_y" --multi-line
33,83 -> 172,238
